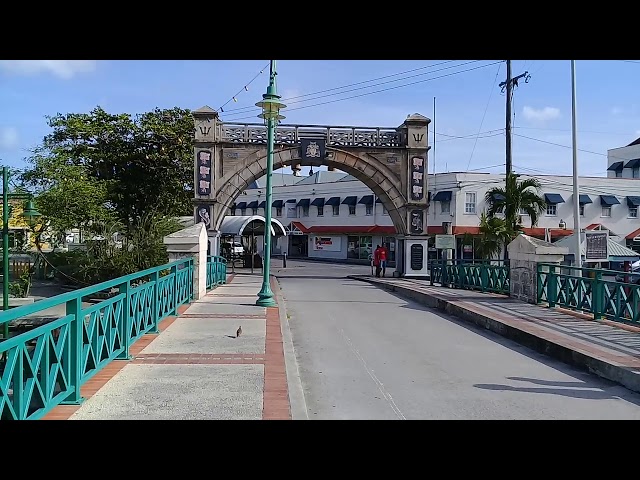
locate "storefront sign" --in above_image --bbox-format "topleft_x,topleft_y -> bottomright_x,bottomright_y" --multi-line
585,231 -> 608,262
312,236 -> 341,252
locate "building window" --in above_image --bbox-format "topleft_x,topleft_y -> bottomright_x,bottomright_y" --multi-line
441,201 -> 450,214
347,235 -> 372,260
630,207 -> 638,218
365,204 -> 373,215
579,205 -> 584,216
276,207 -> 282,217
349,205 -> 356,215
252,208 -> 258,215
464,193 -> 476,214
546,204 -> 557,216
634,167 -> 639,179
241,208 -> 246,216
382,205 -> 389,216
332,205 -> 339,216
302,206 -> 309,217
317,206 -> 324,217
602,206 -> 611,217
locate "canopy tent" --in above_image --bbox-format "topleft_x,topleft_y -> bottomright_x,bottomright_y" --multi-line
219,215 -> 287,237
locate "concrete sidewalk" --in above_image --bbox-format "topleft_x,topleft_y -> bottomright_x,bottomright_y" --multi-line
43,273 -> 304,420
349,275 -> 640,394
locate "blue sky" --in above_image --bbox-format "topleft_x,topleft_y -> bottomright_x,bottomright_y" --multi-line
0,60 -> 638,178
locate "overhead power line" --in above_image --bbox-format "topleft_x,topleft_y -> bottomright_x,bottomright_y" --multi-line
221,60 -> 460,115
222,61 -> 504,122
217,62 -> 270,113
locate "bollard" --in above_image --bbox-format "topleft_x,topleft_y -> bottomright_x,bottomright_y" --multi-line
282,253 -> 287,269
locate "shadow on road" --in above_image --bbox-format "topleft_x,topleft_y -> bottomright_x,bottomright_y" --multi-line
473,376 -> 640,405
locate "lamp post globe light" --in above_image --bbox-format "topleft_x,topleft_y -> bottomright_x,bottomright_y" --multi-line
255,60 -> 286,308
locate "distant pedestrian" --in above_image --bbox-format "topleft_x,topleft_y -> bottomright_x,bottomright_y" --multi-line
379,243 -> 389,277
373,245 -> 382,277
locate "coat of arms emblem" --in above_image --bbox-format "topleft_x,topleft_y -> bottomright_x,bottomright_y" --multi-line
305,141 -> 321,158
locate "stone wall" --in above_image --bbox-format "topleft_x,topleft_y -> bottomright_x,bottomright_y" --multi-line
509,259 -> 538,304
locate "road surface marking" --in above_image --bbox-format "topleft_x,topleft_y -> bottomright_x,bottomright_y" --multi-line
339,327 -> 406,420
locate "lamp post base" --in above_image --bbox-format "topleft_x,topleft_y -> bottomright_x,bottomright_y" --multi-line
256,285 -> 277,307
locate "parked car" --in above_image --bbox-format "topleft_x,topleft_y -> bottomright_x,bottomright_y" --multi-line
221,241 -> 244,258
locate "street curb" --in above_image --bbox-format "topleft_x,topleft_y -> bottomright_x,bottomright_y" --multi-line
348,275 -> 640,395
271,276 -> 309,420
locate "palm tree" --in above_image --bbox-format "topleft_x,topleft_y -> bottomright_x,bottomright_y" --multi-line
484,172 -> 547,258
476,211 -> 513,260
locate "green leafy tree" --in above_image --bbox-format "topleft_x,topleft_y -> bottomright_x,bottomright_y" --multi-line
22,106 -> 195,229
476,211 -> 514,260
484,172 -> 547,259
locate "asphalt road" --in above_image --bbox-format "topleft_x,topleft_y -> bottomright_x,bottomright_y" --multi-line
276,259 -> 640,420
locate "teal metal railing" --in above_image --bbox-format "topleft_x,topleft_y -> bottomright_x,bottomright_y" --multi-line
0,257 -> 194,420
206,256 -> 227,290
537,264 -> 640,325
429,259 -> 510,295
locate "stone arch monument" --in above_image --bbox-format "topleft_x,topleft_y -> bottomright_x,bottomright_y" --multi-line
192,106 -> 432,277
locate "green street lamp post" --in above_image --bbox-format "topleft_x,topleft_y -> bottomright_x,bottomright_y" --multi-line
255,60 -> 286,307
2,166 -> 40,341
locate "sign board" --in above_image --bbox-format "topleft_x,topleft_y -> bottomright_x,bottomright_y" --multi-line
410,244 -> 424,271
196,149 -> 213,196
435,234 -> 455,250
300,138 -> 326,167
585,231 -> 608,262
312,236 -> 341,252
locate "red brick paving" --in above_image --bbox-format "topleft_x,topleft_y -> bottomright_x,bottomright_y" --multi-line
132,353 -> 266,364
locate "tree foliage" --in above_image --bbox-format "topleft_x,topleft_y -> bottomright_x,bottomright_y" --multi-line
19,106 -> 195,284
477,211 -> 514,260
482,172 -> 547,259
22,106 -> 195,228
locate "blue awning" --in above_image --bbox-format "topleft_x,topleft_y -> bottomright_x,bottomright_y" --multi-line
544,193 -> 565,204
326,196 -> 341,206
358,195 -> 374,205
246,201 -> 258,209
491,193 -> 506,201
311,197 -> 325,207
286,199 -> 296,203
608,161 -> 624,171
625,158 -> 640,169
375,197 -> 383,204
258,201 -> 266,209
579,194 -> 592,204
236,202 -> 247,209
433,191 -> 452,202
297,198 -> 310,207
272,200 -> 284,208
342,196 -> 358,206
600,195 -> 620,206
627,196 -> 640,207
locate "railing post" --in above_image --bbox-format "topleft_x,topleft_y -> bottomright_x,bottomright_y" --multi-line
429,261 -> 434,286
61,296 -> 84,405
441,257 -> 447,286
117,280 -> 132,360
171,263 -> 178,316
458,263 -> 465,289
593,270 -> 603,320
548,265 -> 558,308
190,258 -> 195,300
481,264 -> 488,293
150,270 -> 160,334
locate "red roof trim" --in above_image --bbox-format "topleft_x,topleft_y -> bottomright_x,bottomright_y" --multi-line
626,227 -> 640,240
290,221 -> 310,234
585,223 -> 601,230
306,225 -> 396,235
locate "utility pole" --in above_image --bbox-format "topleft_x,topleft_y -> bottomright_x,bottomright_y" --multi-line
499,61 -> 531,177
570,60 -> 582,269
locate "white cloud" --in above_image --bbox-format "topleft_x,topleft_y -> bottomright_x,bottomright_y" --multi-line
522,106 -> 561,124
0,60 -> 97,79
0,127 -> 19,150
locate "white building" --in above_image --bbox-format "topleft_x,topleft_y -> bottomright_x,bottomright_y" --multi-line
232,136 -> 640,267
607,137 -> 640,179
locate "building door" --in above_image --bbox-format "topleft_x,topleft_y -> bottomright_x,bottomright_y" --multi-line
289,234 -> 308,257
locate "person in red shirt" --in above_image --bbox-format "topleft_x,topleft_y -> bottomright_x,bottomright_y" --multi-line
379,243 -> 389,277
373,245 -> 382,277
